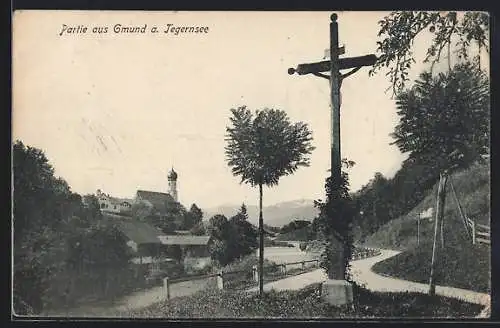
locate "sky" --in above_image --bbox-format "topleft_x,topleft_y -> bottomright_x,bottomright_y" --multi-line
12,11 -> 488,210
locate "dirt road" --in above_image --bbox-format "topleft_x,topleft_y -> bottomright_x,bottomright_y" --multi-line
247,249 -> 490,314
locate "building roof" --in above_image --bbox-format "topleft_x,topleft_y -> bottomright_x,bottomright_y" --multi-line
157,235 -> 210,246
174,230 -> 192,235
131,257 -> 176,264
136,190 -> 175,213
103,213 -> 210,247
104,214 -> 162,244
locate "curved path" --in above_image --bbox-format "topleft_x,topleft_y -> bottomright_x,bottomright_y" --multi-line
48,249 -> 490,317
248,249 -> 490,316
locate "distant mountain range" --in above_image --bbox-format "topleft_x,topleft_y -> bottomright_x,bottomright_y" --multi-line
203,199 -> 319,228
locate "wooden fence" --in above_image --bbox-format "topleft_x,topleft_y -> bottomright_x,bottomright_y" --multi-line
465,217 -> 490,246
160,246 -> 382,301
161,259 -> 320,300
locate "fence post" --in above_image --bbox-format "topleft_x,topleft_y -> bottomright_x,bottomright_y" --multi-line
217,270 -> 224,290
281,264 -> 287,275
163,277 -> 170,300
301,261 -> 305,270
417,214 -> 420,246
472,220 -> 476,245
252,265 -> 258,283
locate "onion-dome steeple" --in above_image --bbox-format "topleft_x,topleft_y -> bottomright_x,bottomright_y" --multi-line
168,167 -> 178,180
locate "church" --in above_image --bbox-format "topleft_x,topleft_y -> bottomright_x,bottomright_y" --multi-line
96,167 -> 179,216
96,168 -> 211,281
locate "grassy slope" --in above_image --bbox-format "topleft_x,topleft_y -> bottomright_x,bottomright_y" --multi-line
126,283 -> 482,318
363,161 -> 491,293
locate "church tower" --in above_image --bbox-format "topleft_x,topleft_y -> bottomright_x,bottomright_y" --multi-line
168,167 -> 178,202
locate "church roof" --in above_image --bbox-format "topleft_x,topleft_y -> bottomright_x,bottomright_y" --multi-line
136,190 -> 175,213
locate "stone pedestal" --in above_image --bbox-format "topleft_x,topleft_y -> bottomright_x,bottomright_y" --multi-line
321,279 -> 353,306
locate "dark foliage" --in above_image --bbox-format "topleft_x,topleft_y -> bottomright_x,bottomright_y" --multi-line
13,141 -> 134,314
371,11 -> 489,95
206,204 -> 258,266
313,159 -> 356,280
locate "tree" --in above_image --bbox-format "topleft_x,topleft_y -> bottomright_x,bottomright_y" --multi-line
13,140 -> 133,313
13,140 -> 74,312
392,61 -> 489,171
131,200 -> 154,220
224,106 -> 314,295
184,203 -> 204,230
206,214 -> 232,266
371,11 -> 489,95
163,198 -> 188,231
82,194 -> 102,220
280,220 -> 311,234
229,204 -> 258,260
190,221 -> 206,236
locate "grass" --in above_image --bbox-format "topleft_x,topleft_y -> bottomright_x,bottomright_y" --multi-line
125,282 -> 483,318
372,241 -> 491,293
363,161 -> 490,293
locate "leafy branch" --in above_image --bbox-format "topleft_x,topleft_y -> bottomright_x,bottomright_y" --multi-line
370,11 -> 489,97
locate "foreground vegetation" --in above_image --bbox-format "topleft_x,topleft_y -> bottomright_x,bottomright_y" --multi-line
126,283 -> 482,318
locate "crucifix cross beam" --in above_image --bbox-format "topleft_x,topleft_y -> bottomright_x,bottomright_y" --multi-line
287,54 -> 378,81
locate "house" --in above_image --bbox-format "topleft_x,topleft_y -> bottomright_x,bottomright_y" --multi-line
103,213 -> 211,278
96,189 -> 133,215
157,235 -> 211,272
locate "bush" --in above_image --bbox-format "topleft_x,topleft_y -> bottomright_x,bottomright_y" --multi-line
299,242 -> 307,251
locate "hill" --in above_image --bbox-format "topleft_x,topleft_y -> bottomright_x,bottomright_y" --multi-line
363,161 -> 490,293
363,161 -> 490,250
203,199 -> 318,228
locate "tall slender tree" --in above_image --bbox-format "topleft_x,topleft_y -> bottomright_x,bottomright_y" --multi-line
224,106 -> 314,295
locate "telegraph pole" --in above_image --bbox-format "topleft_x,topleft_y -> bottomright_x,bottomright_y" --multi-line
429,172 -> 448,296
288,13 -> 377,282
